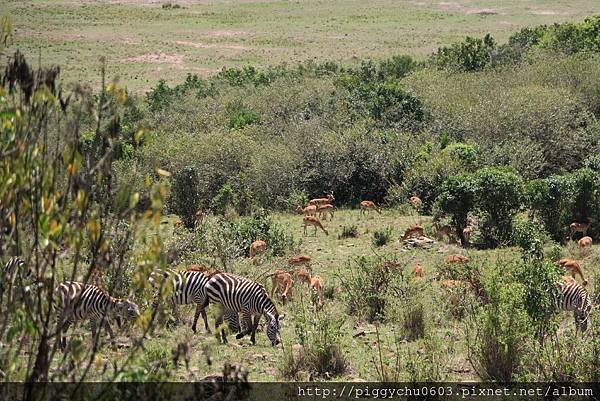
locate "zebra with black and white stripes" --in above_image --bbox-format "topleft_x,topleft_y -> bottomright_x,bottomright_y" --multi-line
148,268 -> 216,333
1,256 -> 33,301
56,281 -> 140,350
556,280 -> 592,333
205,272 -> 283,346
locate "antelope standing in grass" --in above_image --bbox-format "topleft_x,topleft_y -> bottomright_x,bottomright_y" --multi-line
578,236 -> 592,256
249,240 -> 267,264
556,259 -> 588,286
359,200 -> 381,217
317,204 -> 335,221
308,193 -> 334,207
295,269 -> 324,309
270,269 -> 293,305
296,205 -> 317,217
288,255 -> 312,269
409,196 -> 422,211
303,216 -> 328,236
570,221 -> 591,239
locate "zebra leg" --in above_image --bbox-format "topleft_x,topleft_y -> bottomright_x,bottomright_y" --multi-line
192,301 -> 211,334
215,309 -> 228,344
104,320 -> 116,347
236,311 -> 253,340
249,314 -> 261,345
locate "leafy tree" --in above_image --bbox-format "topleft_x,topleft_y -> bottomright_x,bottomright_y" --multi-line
434,174 -> 477,244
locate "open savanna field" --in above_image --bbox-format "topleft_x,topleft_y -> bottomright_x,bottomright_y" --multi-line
2,0 -> 600,391
1,0 -> 599,91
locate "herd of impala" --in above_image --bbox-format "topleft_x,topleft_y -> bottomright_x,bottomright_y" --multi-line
253,193 -> 597,333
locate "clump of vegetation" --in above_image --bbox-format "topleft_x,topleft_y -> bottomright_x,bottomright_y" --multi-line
339,224 -> 358,239
372,227 -> 393,247
281,302 -> 347,380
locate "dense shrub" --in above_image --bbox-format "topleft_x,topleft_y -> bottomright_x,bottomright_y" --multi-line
527,168 -> 600,241
470,271 -> 532,381
170,166 -> 201,228
433,174 -> 477,244
431,34 -> 496,71
473,167 -> 525,247
372,227 -> 393,247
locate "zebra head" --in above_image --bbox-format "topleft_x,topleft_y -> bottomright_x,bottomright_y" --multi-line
117,299 -> 141,322
266,313 -> 284,346
6,256 -> 33,280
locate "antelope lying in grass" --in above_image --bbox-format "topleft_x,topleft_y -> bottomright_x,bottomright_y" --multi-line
402,224 -> 424,241
445,254 -> 469,264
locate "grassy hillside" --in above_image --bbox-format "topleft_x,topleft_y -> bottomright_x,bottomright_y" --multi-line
2,0 -> 598,91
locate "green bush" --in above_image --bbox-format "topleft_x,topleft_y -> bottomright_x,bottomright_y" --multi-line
372,227 -> 393,247
511,216 -> 548,261
339,225 -> 358,239
473,167 -> 525,247
228,108 -> 260,130
432,33 -> 496,71
169,166 -> 201,228
470,271 -> 532,380
433,173 -> 477,245
281,302 -> 347,380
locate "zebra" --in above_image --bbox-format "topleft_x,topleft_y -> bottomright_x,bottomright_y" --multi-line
205,272 -> 283,346
56,281 -> 140,350
0,256 -> 33,302
148,268 -> 215,333
556,280 -> 592,334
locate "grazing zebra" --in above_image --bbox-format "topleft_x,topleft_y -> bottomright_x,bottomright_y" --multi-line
205,272 -> 283,346
556,280 -> 592,334
56,281 -> 140,350
149,268 -> 239,334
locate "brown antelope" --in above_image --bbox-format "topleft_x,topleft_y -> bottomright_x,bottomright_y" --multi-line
570,221 -> 591,238
556,258 -> 588,285
308,193 -> 334,207
194,209 -> 205,230
445,254 -> 469,264
440,279 -> 464,290
402,224 -> 424,241
462,226 -> 472,247
186,264 -> 210,273
578,236 -> 592,256
174,219 -> 184,228
296,204 -> 317,217
409,196 -> 422,210
317,204 -> 335,221
270,269 -> 293,305
249,240 -> 267,259
295,269 -> 324,309
434,223 -> 453,243
303,216 -> 328,236
412,264 -> 424,278
560,275 -> 578,285
359,200 -> 381,217
288,255 -> 312,269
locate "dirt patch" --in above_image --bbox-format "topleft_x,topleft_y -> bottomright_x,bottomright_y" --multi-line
174,40 -> 249,51
438,2 -> 499,15
126,53 -> 184,64
531,10 -> 571,16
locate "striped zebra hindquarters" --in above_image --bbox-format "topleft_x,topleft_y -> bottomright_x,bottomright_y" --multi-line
557,281 -> 592,334
207,272 -> 282,346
